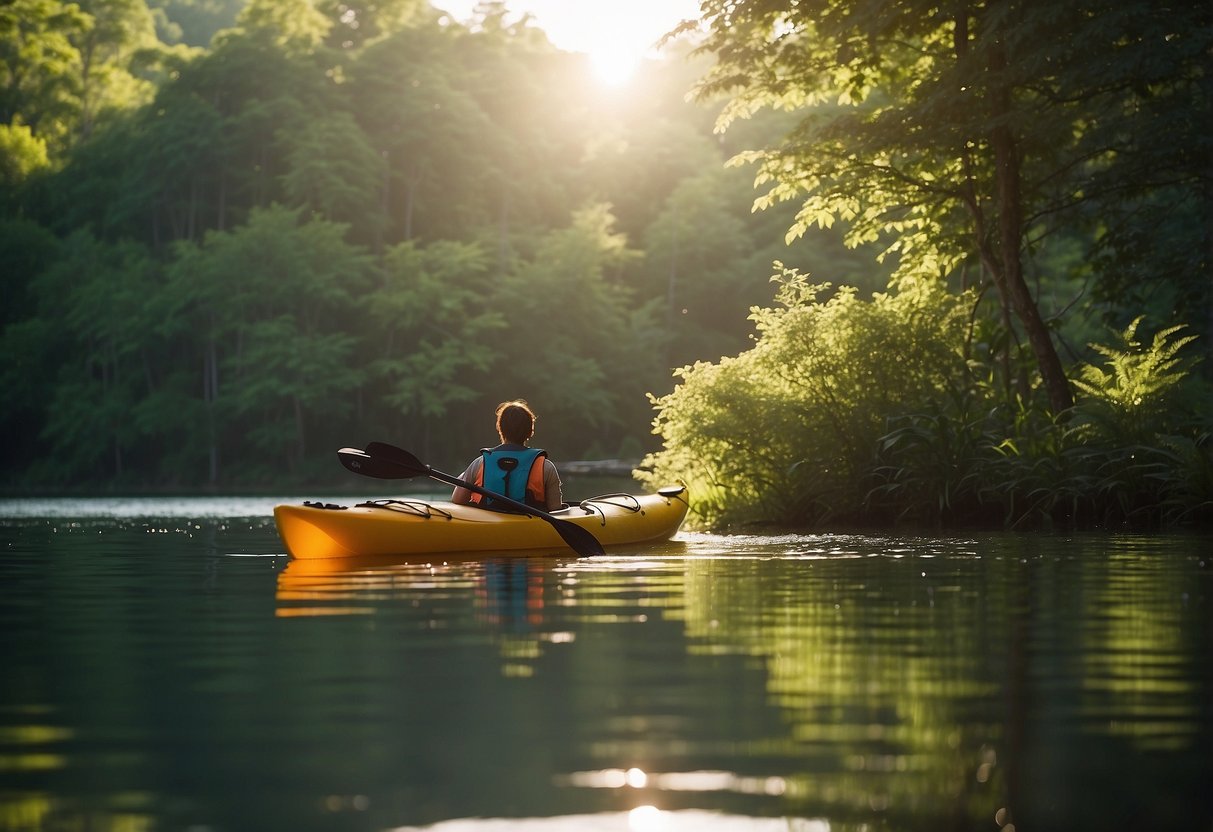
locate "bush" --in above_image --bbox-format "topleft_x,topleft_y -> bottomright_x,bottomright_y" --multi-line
641,276 -> 1213,531
638,267 -> 974,527
871,319 -> 1213,529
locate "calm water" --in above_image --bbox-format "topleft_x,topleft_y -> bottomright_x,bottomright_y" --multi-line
1,497 -> 1210,832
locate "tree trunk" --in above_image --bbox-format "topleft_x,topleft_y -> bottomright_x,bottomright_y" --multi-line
1205,58 -> 1213,373
403,162 -> 418,241
497,185 -> 512,278
293,394 -> 305,470
205,327 -> 220,484
983,27 -> 1074,414
991,127 -> 1071,411
376,150 -> 390,255
77,36 -> 95,144
217,166 -> 227,231
664,216 -> 680,371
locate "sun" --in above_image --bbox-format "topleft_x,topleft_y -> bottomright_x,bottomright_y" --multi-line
589,46 -> 643,87
440,0 -> 702,88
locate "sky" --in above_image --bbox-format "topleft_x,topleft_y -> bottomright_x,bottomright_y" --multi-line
436,0 -> 704,84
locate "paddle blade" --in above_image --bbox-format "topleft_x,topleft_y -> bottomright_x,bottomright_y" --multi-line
550,518 -> 606,557
364,441 -> 430,476
338,447 -> 422,480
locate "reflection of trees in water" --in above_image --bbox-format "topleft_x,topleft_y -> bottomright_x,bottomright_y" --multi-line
674,537 -> 1210,830
208,535 -> 1213,831
675,553 -> 1008,827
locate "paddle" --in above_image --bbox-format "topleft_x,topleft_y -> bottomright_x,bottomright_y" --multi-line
337,442 -> 606,557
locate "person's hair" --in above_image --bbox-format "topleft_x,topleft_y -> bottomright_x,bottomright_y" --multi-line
495,400 -> 535,444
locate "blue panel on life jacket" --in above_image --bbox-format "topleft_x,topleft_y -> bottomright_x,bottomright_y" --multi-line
480,446 -> 545,508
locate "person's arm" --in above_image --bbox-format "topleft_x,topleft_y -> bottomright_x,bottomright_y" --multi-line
543,458 -> 563,511
451,457 -> 482,504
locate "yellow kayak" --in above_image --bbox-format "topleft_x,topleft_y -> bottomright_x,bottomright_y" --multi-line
274,487 -> 689,560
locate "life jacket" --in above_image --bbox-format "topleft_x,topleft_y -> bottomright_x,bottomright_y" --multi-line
471,445 -> 547,510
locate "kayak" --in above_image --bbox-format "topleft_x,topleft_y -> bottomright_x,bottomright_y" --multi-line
274,487 -> 689,560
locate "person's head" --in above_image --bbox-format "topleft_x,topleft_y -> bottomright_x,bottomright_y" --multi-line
495,400 -> 535,445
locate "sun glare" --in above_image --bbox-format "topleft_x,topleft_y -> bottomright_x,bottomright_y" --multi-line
443,0 -> 701,88
590,47 -> 643,87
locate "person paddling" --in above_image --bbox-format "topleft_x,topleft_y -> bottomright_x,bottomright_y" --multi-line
451,400 -> 563,511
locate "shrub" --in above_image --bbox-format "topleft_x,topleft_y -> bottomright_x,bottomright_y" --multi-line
638,267 -> 974,527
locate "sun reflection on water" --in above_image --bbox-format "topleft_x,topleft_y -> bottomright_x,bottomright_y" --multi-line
558,766 -> 789,797
388,808 -> 829,831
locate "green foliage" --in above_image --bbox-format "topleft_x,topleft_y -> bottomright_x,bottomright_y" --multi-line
0,220 -> 71,479
642,166 -> 752,368
347,24 -> 501,242
161,205 -> 374,480
315,0 -> 424,50
2,0 -> 1207,517
235,0 -> 331,54
366,238 -> 503,426
20,230 -> 162,483
646,274 -> 1212,529
691,0 -> 1213,414
280,110 -> 385,233
867,399 -> 1002,527
869,323 -> 1212,529
145,0 -> 244,47
1071,318 -> 1202,445
0,120 -> 50,187
0,0 -> 173,160
73,0 -> 164,136
640,269 -> 973,527
1144,434 -> 1213,526
0,0 -> 90,154
489,204 -> 657,453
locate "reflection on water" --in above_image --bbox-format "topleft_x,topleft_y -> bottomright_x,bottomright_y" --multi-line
0,505 -> 1210,832
389,807 -> 828,830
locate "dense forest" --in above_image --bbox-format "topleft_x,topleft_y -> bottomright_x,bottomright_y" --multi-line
2,0 -> 1211,528
2,0 -> 854,484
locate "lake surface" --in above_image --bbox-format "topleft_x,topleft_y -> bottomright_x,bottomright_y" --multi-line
1,496 -> 1210,832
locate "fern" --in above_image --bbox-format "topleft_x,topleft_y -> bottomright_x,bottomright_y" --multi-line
1071,317 -> 1200,444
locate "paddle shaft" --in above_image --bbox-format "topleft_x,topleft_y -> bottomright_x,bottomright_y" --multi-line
423,463 -> 549,517
351,443 -> 606,556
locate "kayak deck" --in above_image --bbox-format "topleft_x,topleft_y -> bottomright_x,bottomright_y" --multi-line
274,488 -> 689,560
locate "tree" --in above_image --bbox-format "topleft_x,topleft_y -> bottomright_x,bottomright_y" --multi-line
0,0 -> 89,155
234,0 -> 332,55
71,0 -> 163,141
164,205 -> 374,479
452,17 -> 588,265
35,22 -> 341,246
315,0 -> 425,51
348,25 -> 496,244
25,230 -> 162,481
144,0 -> 244,48
364,239 -> 505,457
0,119 -> 50,189
690,0 -> 1213,414
642,166 -> 752,369
0,218 -> 64,478
280,110 -> 385,236
0,0 -> 177,160
486,204 -> 659,456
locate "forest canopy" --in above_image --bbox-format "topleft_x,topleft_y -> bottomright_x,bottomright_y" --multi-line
3,0 -> 856,486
